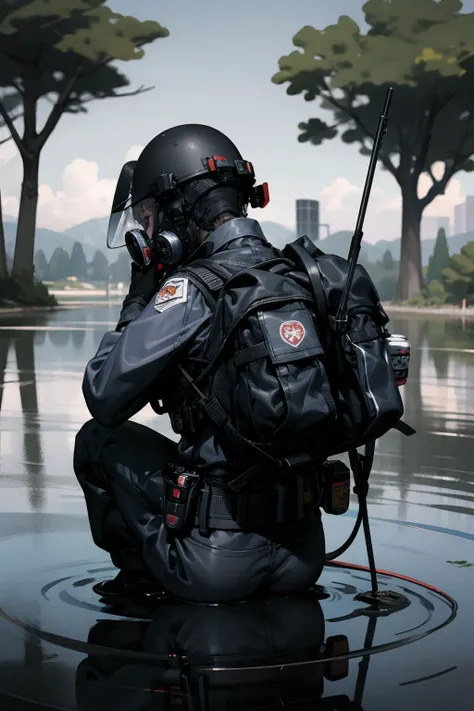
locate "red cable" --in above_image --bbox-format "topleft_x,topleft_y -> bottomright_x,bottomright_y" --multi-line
326,559 -> 454,599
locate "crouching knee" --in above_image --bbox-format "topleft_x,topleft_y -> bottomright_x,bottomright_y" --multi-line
73,418 -> 111,473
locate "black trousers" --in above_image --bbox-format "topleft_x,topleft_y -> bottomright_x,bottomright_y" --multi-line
74,419 -> 326,602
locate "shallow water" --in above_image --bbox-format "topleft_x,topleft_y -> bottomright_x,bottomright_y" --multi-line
0,305 -> 472,709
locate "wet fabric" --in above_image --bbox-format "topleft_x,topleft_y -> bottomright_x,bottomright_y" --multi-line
73,419 -> 326,603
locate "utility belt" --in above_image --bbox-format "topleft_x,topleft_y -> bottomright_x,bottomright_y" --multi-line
161,460 -> 350,535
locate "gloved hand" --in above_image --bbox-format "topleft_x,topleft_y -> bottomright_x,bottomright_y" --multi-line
116,262 -> 165,330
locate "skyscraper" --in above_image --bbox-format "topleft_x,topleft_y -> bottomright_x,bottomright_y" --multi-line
454,202 -> 465,234
296,199 -> 320,242
466,195 -> 474,232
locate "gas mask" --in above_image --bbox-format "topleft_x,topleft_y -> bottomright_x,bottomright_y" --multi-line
107,160 -> 270,270
106,162 -> 185,270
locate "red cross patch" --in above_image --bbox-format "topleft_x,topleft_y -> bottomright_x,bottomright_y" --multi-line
279,320 -> 306,347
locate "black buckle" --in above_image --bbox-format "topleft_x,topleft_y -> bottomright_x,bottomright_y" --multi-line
328,315 -> 348,333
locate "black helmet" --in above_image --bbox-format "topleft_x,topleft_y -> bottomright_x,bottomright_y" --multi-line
131,124 -> 253,203
107,124 -> 269,265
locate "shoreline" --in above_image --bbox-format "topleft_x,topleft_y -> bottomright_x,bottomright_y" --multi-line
0,297 -> 123,318
384,304 -> 474,318
1,297 -> 473,319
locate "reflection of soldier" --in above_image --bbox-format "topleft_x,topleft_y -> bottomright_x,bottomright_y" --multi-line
75,593 -> 364,711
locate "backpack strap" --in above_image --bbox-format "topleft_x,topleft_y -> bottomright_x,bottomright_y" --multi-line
284,240 -> 329,347
177,363 -> 281,490
393,419 -> 416,436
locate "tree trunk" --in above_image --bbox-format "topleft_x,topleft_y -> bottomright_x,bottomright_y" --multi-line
0,188 -> 8,279
12,152 -> 40,282
396,188 -> 424,301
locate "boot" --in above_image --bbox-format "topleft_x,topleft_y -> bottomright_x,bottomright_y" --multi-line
93,570 -> 164,599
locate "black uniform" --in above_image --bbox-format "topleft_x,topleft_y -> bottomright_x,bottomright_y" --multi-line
74,217 -> 325,602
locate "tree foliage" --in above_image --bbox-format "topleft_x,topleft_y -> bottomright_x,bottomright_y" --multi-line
90,249 -> 108,281
70,241 -> 89,280
442,240 -> 474,301
427,227 -> 450,283
109,250 -> 131,283
48,246 -> 71,281
272,0 -> 474,300
0,0 -> 169,281
381,249 -> 395,271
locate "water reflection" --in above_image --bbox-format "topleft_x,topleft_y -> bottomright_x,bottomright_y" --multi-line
372,313 -> 474,533
48,330 -> 71,348
0,306 -> 473,533
0,329 -> 45,510
71,329 -> 86,350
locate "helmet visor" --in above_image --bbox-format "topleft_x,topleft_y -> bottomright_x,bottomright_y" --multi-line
107,160 -> 153,249
107,196 -> 159,249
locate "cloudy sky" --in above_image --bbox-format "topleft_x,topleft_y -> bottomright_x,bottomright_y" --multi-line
2,0 -> 474,243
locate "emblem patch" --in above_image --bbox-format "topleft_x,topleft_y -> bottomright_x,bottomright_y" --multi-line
154,277 -> 189,313
279,320 -> 306,347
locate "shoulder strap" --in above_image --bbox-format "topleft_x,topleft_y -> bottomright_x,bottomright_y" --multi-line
177,260 -> 230,310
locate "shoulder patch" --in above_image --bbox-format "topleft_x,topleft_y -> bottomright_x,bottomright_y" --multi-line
154,277 -> 189,313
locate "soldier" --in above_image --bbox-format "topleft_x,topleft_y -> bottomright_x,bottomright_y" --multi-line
74,124 -> 326,602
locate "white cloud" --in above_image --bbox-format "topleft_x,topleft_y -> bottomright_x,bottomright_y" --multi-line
124,145 -> 144,162
2,157 -> 118,230
317,166 -> 464,241
35,159 -> 117,231
320,178 -> 360,212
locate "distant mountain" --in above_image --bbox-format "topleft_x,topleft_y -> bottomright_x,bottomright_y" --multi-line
3,218 -> 76,261
3,215 -> 117,263
4,214 -> 474,267
259,221 -> 295,249
65,216 -> 110,259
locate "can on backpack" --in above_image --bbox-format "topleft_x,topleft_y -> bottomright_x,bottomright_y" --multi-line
385,334 -> 410,386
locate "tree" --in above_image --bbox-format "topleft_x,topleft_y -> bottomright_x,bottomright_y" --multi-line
90,249 -> 108,281
442,241 -> 474,302
70,241 -> 89,280
0,93 -> 22,279
109,250 -> 131,283
272,0 -> 474,300
48,247 -> 71,281
0,1 -> 169,282
381,249 -> 394,271
427,227 -> 450,283
34,249 -> 49,281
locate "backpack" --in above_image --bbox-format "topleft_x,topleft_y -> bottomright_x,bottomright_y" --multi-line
175,238 -> 412,491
